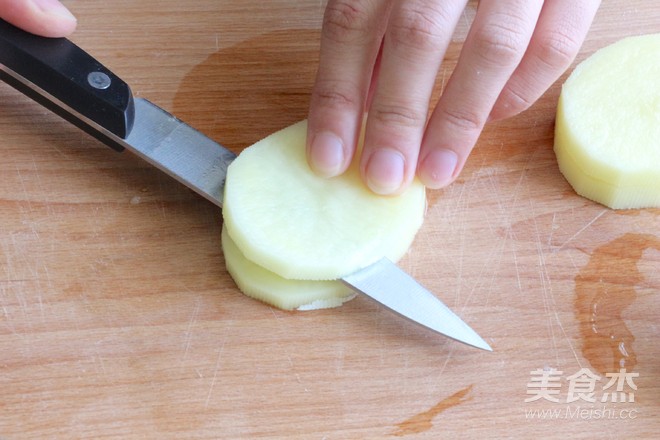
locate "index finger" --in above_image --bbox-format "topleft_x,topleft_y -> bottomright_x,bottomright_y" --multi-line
306,0 -> 390,179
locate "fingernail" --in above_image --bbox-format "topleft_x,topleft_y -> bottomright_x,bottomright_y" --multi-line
419,149 -> 458,189
366,148 -> 405,195
309,132 -> 345,177
33,0 -> 77,21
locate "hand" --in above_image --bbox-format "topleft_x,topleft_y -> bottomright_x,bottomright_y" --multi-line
307,0 -> 601,194
0,0 -> 76,37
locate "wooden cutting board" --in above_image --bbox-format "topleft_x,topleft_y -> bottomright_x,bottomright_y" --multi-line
0,1 -> 658,438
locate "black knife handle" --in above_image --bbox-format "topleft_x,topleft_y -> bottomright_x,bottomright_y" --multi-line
0,19 -> 134,149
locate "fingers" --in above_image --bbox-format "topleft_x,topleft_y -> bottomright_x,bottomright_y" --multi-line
307,0 -> 389,179
418,0 -> 544,189
489,0 -> 601,121
0,0 -> 77,37
311,0 -> 599,193
359,0 -> 467,194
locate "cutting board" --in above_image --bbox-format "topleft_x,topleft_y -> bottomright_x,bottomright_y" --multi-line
0,1 -> 658,438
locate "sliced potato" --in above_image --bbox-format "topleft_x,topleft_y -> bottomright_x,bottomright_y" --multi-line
223,120 -> 426,280
222,226 -> 355,310
554,34 -> 660,209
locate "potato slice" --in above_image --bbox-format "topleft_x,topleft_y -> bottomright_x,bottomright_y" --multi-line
222,226 -> 355,310
554,34 -> 660,209
223,120 -> 426,281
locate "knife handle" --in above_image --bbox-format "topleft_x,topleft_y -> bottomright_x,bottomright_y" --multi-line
0,19 -> 134,150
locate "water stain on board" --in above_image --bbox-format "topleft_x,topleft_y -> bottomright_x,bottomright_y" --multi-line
574,233 -> 660,374
172,33 -> 531,159
391,385 -> 473,437
172,29 -> 320,152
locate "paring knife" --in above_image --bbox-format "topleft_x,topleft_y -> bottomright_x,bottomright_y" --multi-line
0,19 -> 491,351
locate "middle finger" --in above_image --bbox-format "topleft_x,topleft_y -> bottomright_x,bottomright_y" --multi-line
361,0 -> 468,195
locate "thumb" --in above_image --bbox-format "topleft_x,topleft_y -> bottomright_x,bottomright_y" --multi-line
0,0 -> 77,38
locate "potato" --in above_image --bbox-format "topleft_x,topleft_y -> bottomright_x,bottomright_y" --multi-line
222,226 -> 355,310
554,33 -> 660,209
222,120 -> 426,309
223,120 -> 426,281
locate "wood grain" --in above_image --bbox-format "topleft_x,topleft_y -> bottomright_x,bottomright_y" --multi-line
0,1 -> 658,438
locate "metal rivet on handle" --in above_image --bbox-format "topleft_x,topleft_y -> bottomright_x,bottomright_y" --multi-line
87,71 -> 111,90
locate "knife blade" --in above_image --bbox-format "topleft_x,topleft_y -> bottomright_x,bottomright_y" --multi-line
343,258 -> 491,351
0,19 -> 491,351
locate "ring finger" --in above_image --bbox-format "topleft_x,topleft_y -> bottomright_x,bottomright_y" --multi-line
418,0 -> 544,188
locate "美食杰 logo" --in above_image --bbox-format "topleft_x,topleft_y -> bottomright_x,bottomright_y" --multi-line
523,367 -> 639,420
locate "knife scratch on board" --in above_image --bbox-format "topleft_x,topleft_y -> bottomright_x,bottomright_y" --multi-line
509,227 -> 523,293
269,308 -> 307,388
554,310 -> 582,367
452,180 -> 468,305
547,213 -> 558,247
555,209 -> 607,252
204,342 -> 226,409
462,221 -> 506,313
15,165 -> 33,212
506,157 -> 530,226
180,298 -> 201,364
531,201 -> 560,364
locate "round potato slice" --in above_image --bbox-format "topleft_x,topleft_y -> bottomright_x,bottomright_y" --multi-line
223,120 -> 426,280
222,226 -> 355,310
554,34 -> 660,209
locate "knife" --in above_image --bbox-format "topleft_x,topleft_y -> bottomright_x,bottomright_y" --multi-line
0,19 -> 491,351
